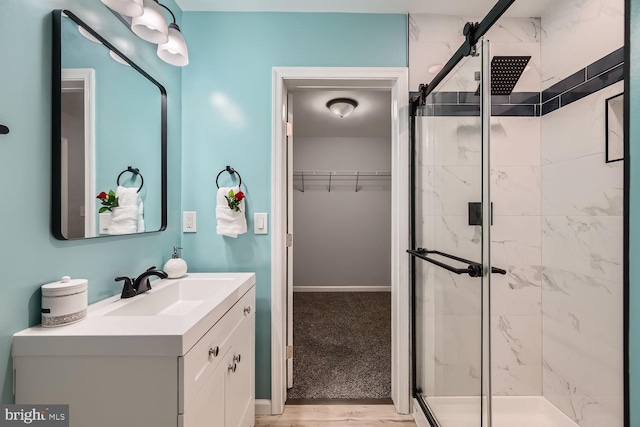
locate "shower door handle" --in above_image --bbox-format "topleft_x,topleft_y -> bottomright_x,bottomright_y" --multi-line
407,248 -> 506,277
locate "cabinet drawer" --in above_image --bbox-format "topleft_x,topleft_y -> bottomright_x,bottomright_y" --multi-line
180,287 -> 255,414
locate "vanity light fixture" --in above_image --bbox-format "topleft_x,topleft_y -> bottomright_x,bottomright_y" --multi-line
102,0 -> 189,67
109,50 -> 132,66
156,5 -> 189,66
326,98 -> 358,118
131,0 -> 169,44
100,0 -> 143,17
78,26 -> 102,44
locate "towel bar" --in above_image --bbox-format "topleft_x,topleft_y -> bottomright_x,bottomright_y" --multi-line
117,166 -> 144,193
216,166 -> 243,188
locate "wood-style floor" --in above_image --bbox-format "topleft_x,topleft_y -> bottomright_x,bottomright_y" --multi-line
255,405 -> 417,426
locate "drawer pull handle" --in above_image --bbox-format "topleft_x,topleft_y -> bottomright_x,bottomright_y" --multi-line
244,306 -> 251,315
233,354 -> 241,364
209,346 -> 219,357
228,363 -> 237,373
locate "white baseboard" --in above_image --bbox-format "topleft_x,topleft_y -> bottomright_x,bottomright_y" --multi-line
413,398 -> 431,427
293,286 -> 391,292
255,399 -> 272,416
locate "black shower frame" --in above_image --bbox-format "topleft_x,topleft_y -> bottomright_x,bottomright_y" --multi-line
409,0 -> 631,426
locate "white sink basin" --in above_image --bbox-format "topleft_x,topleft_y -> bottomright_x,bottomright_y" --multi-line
12,273 -> 256,357
105,278 -> 235,317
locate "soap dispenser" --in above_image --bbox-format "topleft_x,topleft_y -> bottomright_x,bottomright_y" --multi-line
163,247 -> 188,279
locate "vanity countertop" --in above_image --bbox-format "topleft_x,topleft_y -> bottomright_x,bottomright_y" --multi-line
13,272 -> 255,358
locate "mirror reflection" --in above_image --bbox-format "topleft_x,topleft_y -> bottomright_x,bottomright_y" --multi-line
54,10 -> 166,240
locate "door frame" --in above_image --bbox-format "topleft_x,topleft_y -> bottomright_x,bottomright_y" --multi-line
271,67 -> 410,415
61,68 -> 96,238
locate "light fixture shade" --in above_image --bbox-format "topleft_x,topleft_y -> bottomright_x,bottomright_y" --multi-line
131,0 -> 169,44
101,0 -> 144,17
326,98 -> 358,118
157,23 -> 189,66
110,50 -> 131,66
78,26 -> 101,44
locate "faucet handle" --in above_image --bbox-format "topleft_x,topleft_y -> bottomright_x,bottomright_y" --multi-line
115,276 -> 136,298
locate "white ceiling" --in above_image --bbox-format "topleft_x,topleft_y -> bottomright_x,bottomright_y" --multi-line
293,89 -> 391,138
175,0 -> 555,17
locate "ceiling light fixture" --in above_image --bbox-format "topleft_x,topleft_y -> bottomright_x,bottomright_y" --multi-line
326,98 -> 358,118
156,5 -> 189,66
100,0 -> 143,17
131,0 -> 169,44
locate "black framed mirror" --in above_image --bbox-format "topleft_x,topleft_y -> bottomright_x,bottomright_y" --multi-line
606,92 -> 624,163
52,9 -> 167,240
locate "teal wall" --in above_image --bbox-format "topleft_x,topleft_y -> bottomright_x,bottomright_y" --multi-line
180,12 -> 408,398
629,1 -> 639,424
0,0 -> 182,403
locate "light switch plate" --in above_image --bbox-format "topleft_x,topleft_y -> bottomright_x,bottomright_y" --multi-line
254,213 -> 268,234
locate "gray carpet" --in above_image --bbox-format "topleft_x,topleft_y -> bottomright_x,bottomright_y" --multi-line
286,292 -> 391,400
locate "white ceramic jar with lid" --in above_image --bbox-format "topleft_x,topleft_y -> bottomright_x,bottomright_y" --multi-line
41,276 -> 88,327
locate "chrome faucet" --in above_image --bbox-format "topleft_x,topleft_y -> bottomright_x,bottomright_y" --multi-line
115,266 -> 168,298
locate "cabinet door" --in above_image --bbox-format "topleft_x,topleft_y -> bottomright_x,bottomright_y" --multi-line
225,313 -> 255,427
182,349 -> 228,427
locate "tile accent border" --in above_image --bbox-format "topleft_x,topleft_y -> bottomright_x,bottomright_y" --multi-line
413,47 -> 624,117
542,47 -> 624,115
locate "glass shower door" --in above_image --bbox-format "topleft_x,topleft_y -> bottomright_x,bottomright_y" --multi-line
413,40 -> 491,427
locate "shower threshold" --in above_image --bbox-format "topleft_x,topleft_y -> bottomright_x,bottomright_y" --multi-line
423,396 -> 578,427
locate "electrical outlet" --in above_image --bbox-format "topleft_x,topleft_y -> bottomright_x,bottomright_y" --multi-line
183,211 -> 197,232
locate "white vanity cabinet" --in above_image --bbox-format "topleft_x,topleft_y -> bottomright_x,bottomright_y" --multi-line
13,273 -> 256,427
180,288 -> 255,427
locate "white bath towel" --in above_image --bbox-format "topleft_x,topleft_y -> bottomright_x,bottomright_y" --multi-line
216,186 -> 247,238
108,186 -> 144,234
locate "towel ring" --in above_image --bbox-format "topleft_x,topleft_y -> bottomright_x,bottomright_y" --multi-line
117,166 -> 144,193
216,166 -> 242,189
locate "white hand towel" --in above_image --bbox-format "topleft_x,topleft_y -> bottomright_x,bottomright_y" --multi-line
107,206 -> 138,235
137,200 -> 145,233
216,186 -> 247,238
115,185 -> 139,207
108,185 -> 144,234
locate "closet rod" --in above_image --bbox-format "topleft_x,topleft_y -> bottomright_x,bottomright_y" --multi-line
293,171 -> 391,176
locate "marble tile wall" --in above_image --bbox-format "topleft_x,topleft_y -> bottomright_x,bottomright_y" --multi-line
415,115 -> 484,397
411,15 -> 543,398
409,15 -> 541,93
540,0 -> 624,425
541,82 -> 624,427
489,116 -> 542,397
412,4 -> 624,423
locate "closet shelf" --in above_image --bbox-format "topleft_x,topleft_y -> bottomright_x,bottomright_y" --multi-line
293,170 -> 391,193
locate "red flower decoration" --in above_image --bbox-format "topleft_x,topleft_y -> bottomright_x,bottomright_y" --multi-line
96,190 -> 119,213
225,189 -> 246,212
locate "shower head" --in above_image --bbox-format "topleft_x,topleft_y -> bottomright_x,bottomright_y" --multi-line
490,56 -> 531,95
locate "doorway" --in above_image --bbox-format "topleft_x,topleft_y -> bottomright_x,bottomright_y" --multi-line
287,88 -> 393,401
271,67 -> 410,415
